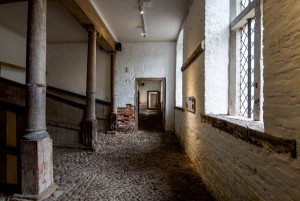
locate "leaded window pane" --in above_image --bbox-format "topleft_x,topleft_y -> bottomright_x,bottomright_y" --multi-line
241,0 -> 254,10
240,18 -> 255,118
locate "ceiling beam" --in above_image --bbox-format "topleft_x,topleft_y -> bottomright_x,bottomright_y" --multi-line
59,0 -> 116,52
0,0 -> 26,4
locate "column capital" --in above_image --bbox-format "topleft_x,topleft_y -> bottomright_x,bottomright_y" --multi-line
109,51 -> 116,55
85,25 -> 99,36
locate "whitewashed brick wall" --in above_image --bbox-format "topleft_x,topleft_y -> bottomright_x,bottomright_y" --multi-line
115,42 -> 176,132
263,0 -> 300,146
175,0 -> 300,200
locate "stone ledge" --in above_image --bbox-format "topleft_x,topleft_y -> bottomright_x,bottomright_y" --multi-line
175,106 -> 185,112
201,114 -> 297,159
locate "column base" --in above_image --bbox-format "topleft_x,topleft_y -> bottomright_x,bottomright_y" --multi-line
82,118 -> 97,150
110,113 -> 117,131
12,183 -> 57,201
19,136 -> 56,200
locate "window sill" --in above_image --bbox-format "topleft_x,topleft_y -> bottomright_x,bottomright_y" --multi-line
175,106 -> 184,112
201,114 -> 297,159
211,115 -> 264,132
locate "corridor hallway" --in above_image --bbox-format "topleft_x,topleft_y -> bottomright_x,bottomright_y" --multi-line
138,111 -> 164,131
49,131 -> 215,201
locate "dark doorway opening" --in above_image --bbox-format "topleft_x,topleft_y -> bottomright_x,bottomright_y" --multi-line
135,78 -> 166,132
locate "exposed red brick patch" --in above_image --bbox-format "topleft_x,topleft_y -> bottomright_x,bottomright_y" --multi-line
117,104 -> 135,133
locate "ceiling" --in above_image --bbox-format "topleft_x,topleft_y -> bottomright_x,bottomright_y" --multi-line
0,0 -> 190,44
0,1 -> 87,43
91,0 -> 190,42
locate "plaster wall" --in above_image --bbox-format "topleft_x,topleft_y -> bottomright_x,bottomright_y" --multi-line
0,25 -> 26,83
0,25 -> 26,67
1,66 -> 25,84
46,42 -> 111,101
115,42 -> 176,131
175,0 -> 300,200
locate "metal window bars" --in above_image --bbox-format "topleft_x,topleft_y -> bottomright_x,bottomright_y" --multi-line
241,0 -> 254,10
240,18 -> 255,118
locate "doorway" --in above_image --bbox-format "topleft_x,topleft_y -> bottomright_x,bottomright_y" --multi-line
147,91 -> 160,110
135,78 -> 166,131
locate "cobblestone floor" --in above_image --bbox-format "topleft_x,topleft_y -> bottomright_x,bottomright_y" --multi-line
4,131 -> 215,201
50,131 -> 215,201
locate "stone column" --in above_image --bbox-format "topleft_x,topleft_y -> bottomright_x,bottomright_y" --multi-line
109,52 -> 117,131
83,26 -> 98,149
15,0 -> 56,200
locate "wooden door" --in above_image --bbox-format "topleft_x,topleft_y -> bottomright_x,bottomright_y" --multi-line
0,105 -> 23,194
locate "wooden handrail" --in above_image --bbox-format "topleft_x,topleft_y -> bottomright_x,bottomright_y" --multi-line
0,77 -> 111,106
47,86 -> 111,105
0,61 -> 25,71
0,62 -> 112,106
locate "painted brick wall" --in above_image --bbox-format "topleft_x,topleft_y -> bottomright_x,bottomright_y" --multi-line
263,0 -> 300,145
116,42 -> 176,132
182,0 -> 205,114
175,0 -> 300,201
204,0 -> 229,114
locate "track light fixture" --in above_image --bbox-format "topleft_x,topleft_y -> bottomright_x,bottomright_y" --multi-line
139,5 -> 144,14
138,0 -> 146,38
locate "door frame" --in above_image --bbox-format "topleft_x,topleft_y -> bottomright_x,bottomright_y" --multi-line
147,91 -> 160,110
135,78 -> 166,132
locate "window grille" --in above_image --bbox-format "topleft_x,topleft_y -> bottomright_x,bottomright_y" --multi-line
240,18 -> 255,118
241,0 -> 254,10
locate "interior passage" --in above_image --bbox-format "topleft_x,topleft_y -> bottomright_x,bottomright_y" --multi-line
138,110 -> 164,131
50,131 -> 215,201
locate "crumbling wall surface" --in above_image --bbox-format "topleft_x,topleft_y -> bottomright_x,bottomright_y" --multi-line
117,104 -> 135,133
